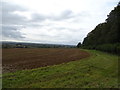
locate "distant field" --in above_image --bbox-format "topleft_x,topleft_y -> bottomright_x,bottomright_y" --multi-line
2,48 -> 90,73
2,49 -> 119,88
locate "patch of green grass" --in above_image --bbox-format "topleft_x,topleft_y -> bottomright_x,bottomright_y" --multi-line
2,50 -> 119,88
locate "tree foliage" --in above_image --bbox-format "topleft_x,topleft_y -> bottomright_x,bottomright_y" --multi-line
77,42 -> 81,48
80,2 -> 120,54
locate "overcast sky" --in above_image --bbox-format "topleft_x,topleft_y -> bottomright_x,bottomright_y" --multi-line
1,0 -> 119,45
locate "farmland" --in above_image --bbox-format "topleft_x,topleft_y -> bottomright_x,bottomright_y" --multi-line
1,2 -> 119,88
2,49 -> 119,88
2,48 -> 90,73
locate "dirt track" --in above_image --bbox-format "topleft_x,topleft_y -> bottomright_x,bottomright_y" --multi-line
2,48 -> 90,73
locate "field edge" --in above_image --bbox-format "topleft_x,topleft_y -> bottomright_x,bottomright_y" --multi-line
2,49 -> 119,88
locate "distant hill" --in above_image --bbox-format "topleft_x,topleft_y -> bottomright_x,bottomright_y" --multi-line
2,41 -> 76,48
78,2 -> 120,54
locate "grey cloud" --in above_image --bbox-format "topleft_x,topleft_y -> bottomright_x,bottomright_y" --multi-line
2,25 -> 25,39
1,1 -> 88,44
1,1 -> 46,26
51,10 -> 74,21
1,1 -> 28,40
49,26 -> 86,32
59,10 -> 74,19
2,12 -> 27,25
2,1 -> 83,26
31,13 -> 47,22
2,1 -> 27,12
30,10 -> 75,22
62,10 -> 73,16
2,1 -> 28,25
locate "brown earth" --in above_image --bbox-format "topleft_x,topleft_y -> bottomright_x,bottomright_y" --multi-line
2,48 -> 90,73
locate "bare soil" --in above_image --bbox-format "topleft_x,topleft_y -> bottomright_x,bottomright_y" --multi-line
2,48 -> 90,73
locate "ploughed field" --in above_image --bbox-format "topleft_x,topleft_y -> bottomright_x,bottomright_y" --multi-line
2,48 -> 90,73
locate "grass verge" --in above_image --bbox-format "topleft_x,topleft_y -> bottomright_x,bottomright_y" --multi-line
2,49 -> 119,88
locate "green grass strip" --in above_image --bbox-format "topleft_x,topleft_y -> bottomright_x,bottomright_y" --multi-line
2,49 -> 119,88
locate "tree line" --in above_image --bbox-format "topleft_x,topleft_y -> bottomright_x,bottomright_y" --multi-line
77,2 -> 120,54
